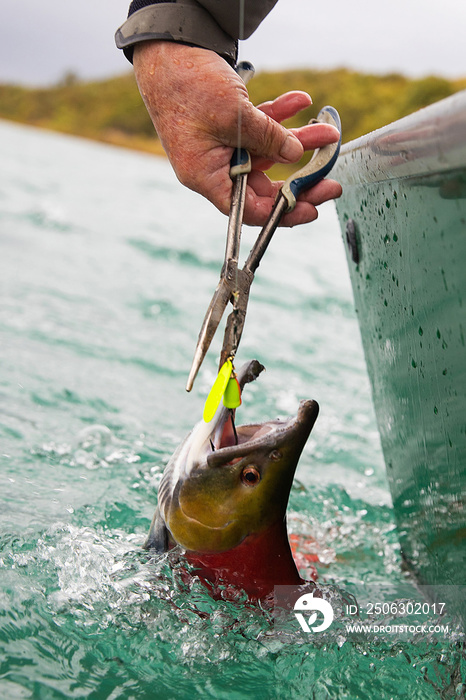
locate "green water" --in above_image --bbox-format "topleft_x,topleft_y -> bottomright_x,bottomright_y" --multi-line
1,121 -> 464,698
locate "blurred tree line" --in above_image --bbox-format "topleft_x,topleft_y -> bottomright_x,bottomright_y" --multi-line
0,74 -> 163,155
0,69 -> 464,161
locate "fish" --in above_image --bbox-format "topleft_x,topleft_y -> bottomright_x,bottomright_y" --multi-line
145,360 -> 319,600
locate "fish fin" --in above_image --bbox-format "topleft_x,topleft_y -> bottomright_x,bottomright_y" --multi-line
143,506 -> 169,553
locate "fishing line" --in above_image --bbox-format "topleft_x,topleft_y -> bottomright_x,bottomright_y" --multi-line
230,409 -> 239,446
231,0 -> 246,364
236,0 -> 245,155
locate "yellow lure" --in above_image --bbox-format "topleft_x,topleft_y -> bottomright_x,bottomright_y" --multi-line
223,375 -> 242,409
203,359 -> 233,423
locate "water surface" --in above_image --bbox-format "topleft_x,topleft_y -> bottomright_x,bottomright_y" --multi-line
1,121 -> 464,698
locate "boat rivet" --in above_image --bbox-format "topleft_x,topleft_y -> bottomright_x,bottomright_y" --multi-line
345,219 -> 360,263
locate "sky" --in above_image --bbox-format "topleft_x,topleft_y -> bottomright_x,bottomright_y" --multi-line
1,0 -> 465,86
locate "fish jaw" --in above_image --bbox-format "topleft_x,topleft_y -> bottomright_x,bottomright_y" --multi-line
162,398 -> 319,555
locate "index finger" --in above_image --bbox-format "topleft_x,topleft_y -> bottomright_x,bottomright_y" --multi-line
257,91 -> 313,122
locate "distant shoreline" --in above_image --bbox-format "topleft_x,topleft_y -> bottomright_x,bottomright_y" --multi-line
1,69 -> 464,165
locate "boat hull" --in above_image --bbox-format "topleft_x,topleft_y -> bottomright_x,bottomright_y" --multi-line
333,92 -> 466,612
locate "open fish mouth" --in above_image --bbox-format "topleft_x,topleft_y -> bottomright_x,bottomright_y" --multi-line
161,359 -> 319,503
204,358 -> 319,466
207,397 -> 319,468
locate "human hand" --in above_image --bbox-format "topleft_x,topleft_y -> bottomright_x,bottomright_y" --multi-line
133,41 -> 342,226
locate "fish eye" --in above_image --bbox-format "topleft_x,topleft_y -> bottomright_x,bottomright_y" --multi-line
241,466 -> 261,486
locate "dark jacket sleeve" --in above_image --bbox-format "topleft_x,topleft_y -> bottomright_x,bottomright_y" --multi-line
115,0 -> 278,65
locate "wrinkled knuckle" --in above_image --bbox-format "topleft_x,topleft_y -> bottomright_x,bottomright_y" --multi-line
258,113 -> 285,156
262,116 -> 277,148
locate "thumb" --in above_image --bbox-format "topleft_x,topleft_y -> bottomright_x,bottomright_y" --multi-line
239,104 -> 304,164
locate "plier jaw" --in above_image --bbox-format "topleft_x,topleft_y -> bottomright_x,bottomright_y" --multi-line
186,106 -> 342,393
217,266 -> 254,370
185,148 -> 252,392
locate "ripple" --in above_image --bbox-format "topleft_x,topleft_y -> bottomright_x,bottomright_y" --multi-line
128,238 -> 219,270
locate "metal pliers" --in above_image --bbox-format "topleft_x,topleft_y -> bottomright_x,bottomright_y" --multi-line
186,105 -> 342,392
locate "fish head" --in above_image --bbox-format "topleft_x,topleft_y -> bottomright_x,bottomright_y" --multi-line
157,361 -> 319,554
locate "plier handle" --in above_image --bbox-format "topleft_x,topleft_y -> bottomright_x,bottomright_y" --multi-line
186,105 -> 342,392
